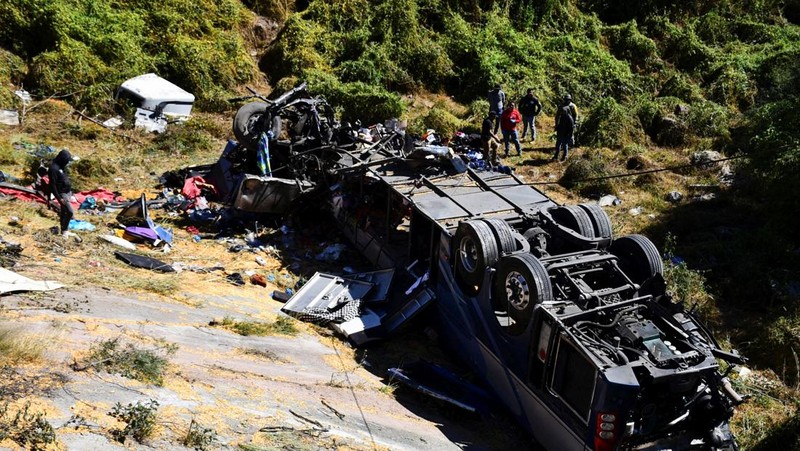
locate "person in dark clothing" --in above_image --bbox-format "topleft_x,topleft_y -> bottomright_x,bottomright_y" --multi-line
481,112 -> 500,165
553,95 -> 578,162
487,84 -> 506,134
518,89 -> 542,142
48,149 -> 78,234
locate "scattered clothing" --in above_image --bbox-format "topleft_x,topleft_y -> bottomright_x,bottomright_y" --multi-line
114,251 -> 176,273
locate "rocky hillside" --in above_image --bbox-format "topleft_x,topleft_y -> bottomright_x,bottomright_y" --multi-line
2,0 -> 800,448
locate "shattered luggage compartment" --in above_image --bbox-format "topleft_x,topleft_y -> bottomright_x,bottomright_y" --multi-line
281,272 -> 373,325
232,175 -> 314,214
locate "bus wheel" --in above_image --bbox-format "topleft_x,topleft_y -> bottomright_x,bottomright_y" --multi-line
610,234 -> 663,285
233,101 -> 268,151
578,203 -> 613,241
492,253 -> 553,335
483,218 -> 518,254
550,205 -> 596,238
454,220 -> 499,295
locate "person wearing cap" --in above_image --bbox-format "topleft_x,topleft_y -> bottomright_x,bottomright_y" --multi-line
487,84 -> 506,134
48,149 -> 78,235
500,102 -> 523,157
481,111 -> 501,166
556,94 -> 578,127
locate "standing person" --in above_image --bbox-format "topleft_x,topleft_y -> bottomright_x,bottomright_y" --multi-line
553,95 -> 577,162
500,102 -> 522,157
481,112 -> 500,166
48,149 -> 78,236
518,89 -> 542,142
487,84 -> 506,134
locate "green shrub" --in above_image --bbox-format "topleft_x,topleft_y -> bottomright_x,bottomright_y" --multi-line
109,399 -> 159,443
578,97 -> 643,148
756,47 -> 800,103
657,20 -> 716,73
706,62 -> 757,110
604,20 -> 662,73
81,338 -> 177,386
411,104 -> 463,139
214,315 -> 297,336
146,119 -> 215,156
658,73 -> 702,102
2,0 -> 256,113
243,0 -> 296,22
685,100 -> 730,139
0,402 -> 56,449
183,419 -> 218,450
307,70 -> 404,124
559,155 -> 616,197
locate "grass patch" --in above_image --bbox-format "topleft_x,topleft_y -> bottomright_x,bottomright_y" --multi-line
0,401 -> 57,449
213,315 -> 297,337
78,338 -> 177,386
182,419 -> 218,450
109,399 -> 159,443
0,326 -> 47,365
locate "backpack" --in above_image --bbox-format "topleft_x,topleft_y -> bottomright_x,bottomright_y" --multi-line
558,105 -> 575,131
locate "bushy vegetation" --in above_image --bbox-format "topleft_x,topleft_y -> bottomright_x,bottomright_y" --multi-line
109,399 -> 159,443
0,402 -> 57,449
80,338 -> 177,386
3,0 -> 800,447
213,315 -> 297,336
0,0 -> 258,113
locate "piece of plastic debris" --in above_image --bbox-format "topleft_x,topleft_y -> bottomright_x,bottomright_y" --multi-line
54,258 -> 61,263
343,266 -> 355,274
68,219 -> 96,231
628,206 -> 643,216
315,243 -> 347,261
267,274 -> 276,283
99,234 -> 137,250
598,195 -> 622,207
255,256 -> 267,266
193,235 -> 201,242
102,116 -> 123,129
665,191 -> 683,203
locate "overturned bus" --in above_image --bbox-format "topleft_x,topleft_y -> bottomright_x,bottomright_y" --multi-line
226,85 -> 745,450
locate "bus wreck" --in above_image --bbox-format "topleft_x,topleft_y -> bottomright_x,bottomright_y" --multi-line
219,84 -> 746,449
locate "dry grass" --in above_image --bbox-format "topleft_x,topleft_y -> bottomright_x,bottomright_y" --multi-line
0,325 -> 47,365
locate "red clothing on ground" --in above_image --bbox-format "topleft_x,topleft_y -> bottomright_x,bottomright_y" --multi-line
500,108 -> 522,131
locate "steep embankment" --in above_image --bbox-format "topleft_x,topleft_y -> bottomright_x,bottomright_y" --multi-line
1,0 -> 800,448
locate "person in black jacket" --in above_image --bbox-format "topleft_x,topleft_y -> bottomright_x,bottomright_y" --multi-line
48,149 -> 78,235
518,89 -> 542,142
481,112 -> 500,165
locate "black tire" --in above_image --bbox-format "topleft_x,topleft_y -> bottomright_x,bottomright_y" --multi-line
610,234 -> 663,285
549,205 -> 596,238
492,253 -> 553,335
578,203 -> 613,240
483,218 -> 517,255
233,101 -> 269,151
454,220 -> 499,295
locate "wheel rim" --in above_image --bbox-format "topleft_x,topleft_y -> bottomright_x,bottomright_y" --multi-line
245,113 -> 264,139
459,237 -> 478,273
505,271 -> 531,311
